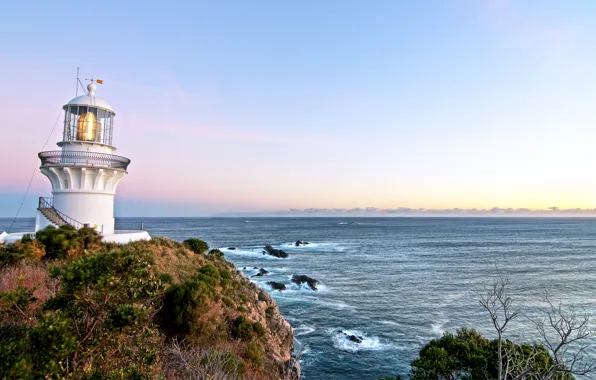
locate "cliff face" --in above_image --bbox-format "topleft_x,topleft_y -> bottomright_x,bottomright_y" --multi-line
127,237 -> 301,379
0,229 -> 300,380
247,282 -> 299,376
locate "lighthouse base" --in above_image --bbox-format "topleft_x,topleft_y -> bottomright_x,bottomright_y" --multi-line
102,230 -> 151,244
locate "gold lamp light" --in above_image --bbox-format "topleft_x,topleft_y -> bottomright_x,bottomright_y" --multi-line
76,111 -> 99,141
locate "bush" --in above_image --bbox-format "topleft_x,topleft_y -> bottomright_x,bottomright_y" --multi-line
0,249 -> 166,379
208,249 -> 224,258
408,328 -> 570,380
246,341 -> 262,367
160,280 -> 202,334
35,225 -> 102,259
230,316 -> 265,341
0,236 -> 46,266
183,238 -> 209,254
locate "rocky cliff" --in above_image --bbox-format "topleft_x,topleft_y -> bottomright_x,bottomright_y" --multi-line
0,227 -> 300,380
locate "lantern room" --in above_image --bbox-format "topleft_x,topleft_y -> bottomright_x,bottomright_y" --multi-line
62,83 -> 115,146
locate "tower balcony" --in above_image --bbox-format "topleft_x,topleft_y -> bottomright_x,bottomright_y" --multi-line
38,150 -> 130,171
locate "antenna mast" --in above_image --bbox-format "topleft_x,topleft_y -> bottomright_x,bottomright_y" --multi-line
75,67 -> 80,96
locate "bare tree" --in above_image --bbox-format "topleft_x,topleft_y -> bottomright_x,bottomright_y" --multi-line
479,276 -> 595,380
532,293 -> 596,379
479,276 -> 520,380
163,339 -> 242,380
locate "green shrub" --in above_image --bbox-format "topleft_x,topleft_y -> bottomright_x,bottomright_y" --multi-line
246,341 -> 262,367
230,316 -> 265,341
265,306 -> 274,317
35,225 -> 102,259
183,238 -> 209,254
208,249 -> 224,258
0,249 -> 165,379
157,272 -> 174,284
160,280 -> 201,334
231,316 -> 254,340
252,321 -> 265,337
409,328 -> 570,380
0,235 -> 46,266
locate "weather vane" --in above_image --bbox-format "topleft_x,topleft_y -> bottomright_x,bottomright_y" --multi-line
85,77 -> 104,84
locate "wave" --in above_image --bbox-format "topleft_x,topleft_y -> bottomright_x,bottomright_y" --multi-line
315,299 -> 356,311
260,281 -> 329,294
330,328 -> 393,353
219,247 -> 285,260
294,324 -> 316,337
278,242 -> 348,252
431,320 -> 447,336
380,320 -> 405,328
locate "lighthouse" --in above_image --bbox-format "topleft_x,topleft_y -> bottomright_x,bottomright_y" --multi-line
0,79 -> 150,244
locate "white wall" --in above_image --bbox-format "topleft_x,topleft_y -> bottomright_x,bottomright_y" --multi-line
53,192 -> 116,234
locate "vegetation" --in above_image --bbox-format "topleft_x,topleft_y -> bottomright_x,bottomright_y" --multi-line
0,227 -> 295,379
380,276 -> 594,380
183,238 -> 209,254
408,328 -> 567,380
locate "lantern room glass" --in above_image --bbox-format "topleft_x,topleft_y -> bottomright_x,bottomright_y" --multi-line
63,105 -> 114,146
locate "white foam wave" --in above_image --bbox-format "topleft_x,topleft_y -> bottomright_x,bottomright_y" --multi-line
315,299 -> 356,311
330,328 -> 392,353
219,247 -> 284,260
380,320 -> 405,328
294,324 -> 316,336
286,276 -> 328,293
431,320 -> 447,336
277,242 -> 347,252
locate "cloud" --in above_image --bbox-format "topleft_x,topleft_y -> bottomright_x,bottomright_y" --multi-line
287,206 -> 596,216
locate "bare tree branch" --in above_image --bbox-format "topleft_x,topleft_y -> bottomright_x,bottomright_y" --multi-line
478,275 -> 520,380
532,292 -> 596,378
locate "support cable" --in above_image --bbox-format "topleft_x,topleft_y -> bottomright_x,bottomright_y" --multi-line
7,110 -> 63,233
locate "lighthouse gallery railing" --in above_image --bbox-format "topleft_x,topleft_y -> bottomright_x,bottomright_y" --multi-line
38,151 -> 130,170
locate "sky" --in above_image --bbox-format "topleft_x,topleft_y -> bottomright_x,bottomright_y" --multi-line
1,0 -> 596,216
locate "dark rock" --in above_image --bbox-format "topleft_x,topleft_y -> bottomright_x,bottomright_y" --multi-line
253,266 -> 259,269
263,245 -> 289,258
259,268 -> 269,275
227,247 -> 236,250
291,274 -> 318,290
243,267 -> 247,270
295,240 -> 309,246
251,273 -> 263,277
284,357 -> 301,380
267,281 -> 286,291
348,334 -> 363,343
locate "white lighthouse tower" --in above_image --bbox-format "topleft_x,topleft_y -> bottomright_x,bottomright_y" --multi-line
19,80 -> 150,243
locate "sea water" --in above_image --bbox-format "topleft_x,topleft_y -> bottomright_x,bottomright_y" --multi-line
3,217 -> 596,379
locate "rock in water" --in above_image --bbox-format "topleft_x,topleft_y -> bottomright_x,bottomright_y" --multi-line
263,245 -> 289,258
267,281 -> 287,291
259,268 -> 269,275
227,247 -> 237,250
348,334 -> 363,343
291,274 -> 318,290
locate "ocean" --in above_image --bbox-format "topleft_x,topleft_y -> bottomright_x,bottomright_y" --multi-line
2,217 -> 596,379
